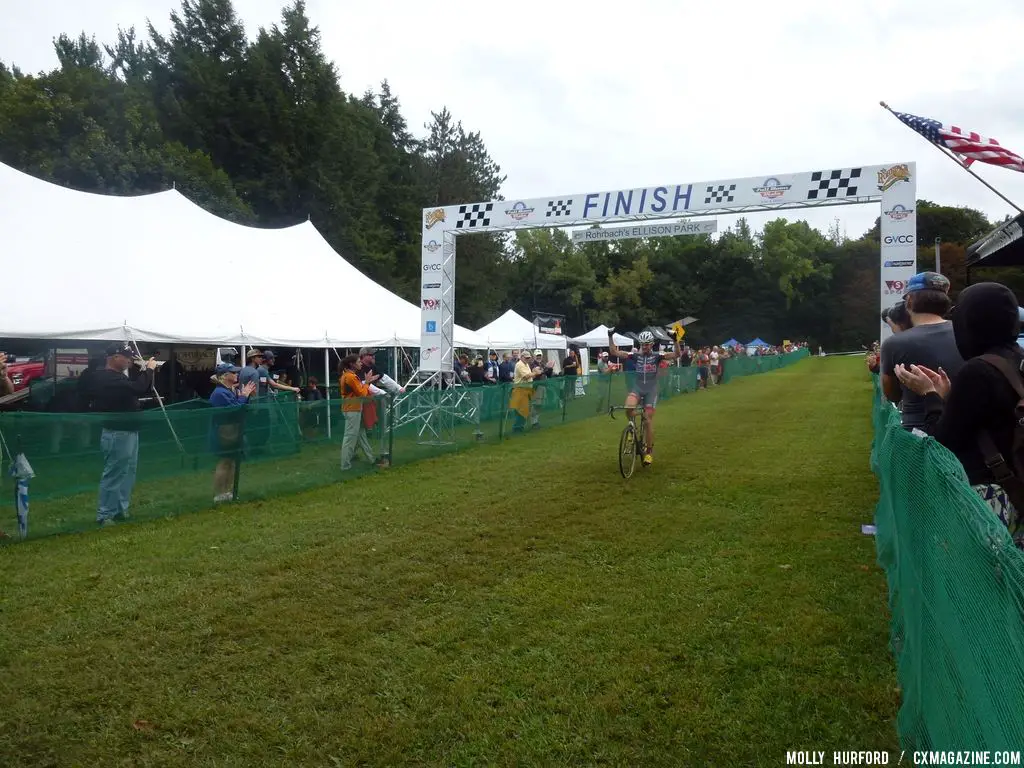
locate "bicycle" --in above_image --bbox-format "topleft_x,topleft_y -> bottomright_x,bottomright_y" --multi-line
609,405 -> 649,478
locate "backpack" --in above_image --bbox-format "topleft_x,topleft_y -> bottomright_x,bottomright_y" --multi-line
976,354 -> 1024,512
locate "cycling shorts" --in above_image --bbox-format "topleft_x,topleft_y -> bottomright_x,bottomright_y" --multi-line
628,390 -> 658,410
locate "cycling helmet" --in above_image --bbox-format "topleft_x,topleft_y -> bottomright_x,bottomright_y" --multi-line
638,331 -> 655,344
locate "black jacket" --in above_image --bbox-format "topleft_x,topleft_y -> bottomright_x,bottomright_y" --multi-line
921,282 -> 1023,484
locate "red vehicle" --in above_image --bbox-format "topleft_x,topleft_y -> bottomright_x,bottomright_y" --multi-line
6,350 -> 89,392
7,355 -> 46,391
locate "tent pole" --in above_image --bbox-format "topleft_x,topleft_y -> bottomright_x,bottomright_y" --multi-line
324,346 -> 332,439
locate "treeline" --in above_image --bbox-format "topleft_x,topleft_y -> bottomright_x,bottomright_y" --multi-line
0,0 -> 1004,349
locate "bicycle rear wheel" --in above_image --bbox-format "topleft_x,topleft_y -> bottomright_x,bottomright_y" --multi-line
619,422 -> 638,478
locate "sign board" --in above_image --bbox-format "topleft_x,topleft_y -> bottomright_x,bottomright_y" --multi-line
533,313 -> 565,336
572,220 -> 717,244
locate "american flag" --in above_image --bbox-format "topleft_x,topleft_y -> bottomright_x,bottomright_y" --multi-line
892,110 -> 1024,173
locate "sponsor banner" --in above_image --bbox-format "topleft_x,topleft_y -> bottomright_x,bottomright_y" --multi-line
572,219 -> 717,244
433,164 -> 904,232
533,313 -> 565,336
883,233 -> 916,247
878,162 -> 917,342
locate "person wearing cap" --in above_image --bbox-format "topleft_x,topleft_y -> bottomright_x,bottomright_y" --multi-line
208,363 -> 257,503
258,350 -> 301,398
240,349 -> 267,398
498,352 -> 515,383
484,351 -> 500,384
89,342 -> 159,526
879,271 -> 964,430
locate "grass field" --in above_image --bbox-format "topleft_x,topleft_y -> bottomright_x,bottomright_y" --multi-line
0,356 -> 896,766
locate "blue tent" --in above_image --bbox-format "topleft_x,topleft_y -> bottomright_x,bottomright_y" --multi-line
721,338 -> 740,348
746,338 -> 770,348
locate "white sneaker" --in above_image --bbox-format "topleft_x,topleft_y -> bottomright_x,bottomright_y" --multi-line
213,492 -> 234,503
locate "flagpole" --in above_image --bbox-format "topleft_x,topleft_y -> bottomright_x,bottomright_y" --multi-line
879,101 -> 1024,215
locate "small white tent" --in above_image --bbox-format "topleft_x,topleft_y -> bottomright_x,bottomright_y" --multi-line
476,309 -> 567,351
571,324 -> 633,348
0,162 -> 487,349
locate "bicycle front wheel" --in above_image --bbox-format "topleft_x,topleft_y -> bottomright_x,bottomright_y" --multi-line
619,422 -> 638,479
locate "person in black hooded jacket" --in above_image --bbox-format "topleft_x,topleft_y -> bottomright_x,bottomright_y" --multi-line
895,281 -> 1024,547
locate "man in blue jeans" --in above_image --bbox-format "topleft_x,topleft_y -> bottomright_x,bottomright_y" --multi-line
87,342 -> 158,526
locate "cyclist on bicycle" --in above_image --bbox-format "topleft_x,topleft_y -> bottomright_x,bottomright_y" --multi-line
607,327 -> 682,466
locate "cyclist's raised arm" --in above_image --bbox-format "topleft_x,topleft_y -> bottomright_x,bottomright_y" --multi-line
607,329 -> 630,360
661,337 -> 683,361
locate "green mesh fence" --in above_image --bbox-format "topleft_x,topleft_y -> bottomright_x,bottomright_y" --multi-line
870,375 -> 1024,751
0,351 -> 806,542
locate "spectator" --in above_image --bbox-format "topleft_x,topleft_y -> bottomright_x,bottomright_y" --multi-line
89,342 -> 158,526
240,349 -> 270,397
697,348 -> 710,389
485,350 -> 501,384
510,350 -> 535,433
529,349 -> 552,427
880,272 -> 964,430
76,354 -> 104,411
260,350 -> 301,397
563,346 -> 581,378
339,354 -> 378,471
597,351 -> 611,375
468,356 -> 486,384
498,353 -> 515,383
0,352 -> 13,397
895,282 -> 1024,548
710,347 -> 721,385
303,377 -> 323,401
208,362 -> 256,503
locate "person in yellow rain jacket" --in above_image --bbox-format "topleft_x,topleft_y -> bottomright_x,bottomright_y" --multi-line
509,350 -> 535,433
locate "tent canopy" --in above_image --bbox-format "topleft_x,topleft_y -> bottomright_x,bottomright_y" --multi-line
570,324 -> 633,348
966,214 -> 1024,269
0,162 -> 487,349
721,338 -> 740,347
476,309 -> 567,351
746,338 -> 770,348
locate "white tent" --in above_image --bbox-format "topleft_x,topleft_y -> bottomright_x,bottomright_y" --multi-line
0,162 -> 487,349
476,309 -> 567,351
570,324 -> 633,348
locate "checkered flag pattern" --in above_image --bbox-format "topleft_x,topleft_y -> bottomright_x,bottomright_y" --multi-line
546,199 -> 573,218
807,168 -> 862,199
456,203 -> 494,229
704,184 -> 736,204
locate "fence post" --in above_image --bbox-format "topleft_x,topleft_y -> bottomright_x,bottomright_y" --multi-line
562,377 -> 570,423
387,392 -> 395,465
498,382 -> 506,440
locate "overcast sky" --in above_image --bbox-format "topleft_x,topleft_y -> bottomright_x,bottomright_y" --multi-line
4,0 -> 1024,241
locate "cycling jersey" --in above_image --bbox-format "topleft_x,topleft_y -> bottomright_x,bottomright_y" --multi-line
628,352 -> 663,392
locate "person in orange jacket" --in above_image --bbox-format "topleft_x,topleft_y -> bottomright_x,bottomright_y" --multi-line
339,354 -> 378,470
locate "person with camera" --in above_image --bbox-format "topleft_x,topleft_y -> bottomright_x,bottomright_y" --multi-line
89,342 -> 158,526
209,362 -> 257,503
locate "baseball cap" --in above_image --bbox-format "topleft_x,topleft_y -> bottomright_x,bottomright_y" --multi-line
904,271 -> 950,296
106,342 -> 135,358
533,348 -> 543,356
262,350 -> 276,362
246,349 -> 263,360
215,362 -> 241,375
